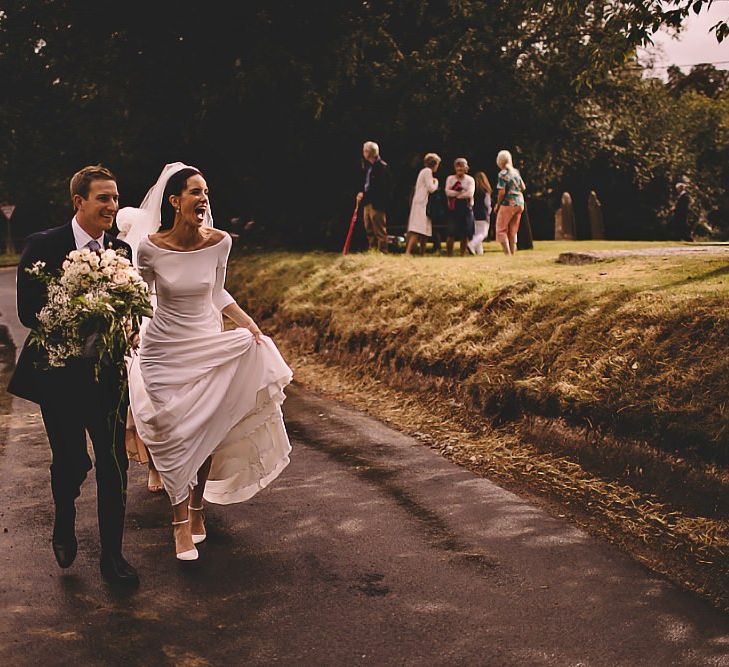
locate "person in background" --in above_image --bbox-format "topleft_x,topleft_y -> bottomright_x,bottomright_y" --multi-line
493,150 -> 526,256
356,141 -> 391,253
468,171 -> 492,255
445,158 -> 475,256
672,182 -> 692,241
124,413 -> 164,493
406,153 -> 441,255
587,190 -> 605,239
117,206 -> 166,494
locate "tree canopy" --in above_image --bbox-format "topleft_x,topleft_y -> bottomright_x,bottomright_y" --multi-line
1,1 -> 727,245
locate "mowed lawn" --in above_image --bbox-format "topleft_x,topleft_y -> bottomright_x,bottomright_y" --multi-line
356,240 -> 728,296
232,240 -> 728,301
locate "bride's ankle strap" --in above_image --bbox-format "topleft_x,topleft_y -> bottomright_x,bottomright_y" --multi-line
188,506 -> 204,511
172,519 -> 189,526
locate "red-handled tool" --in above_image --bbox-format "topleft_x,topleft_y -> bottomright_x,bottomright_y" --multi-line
341,202 -> 360,256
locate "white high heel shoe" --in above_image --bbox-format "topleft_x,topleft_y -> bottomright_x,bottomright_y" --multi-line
172,519 -> 199,561
188,506 -> 206,545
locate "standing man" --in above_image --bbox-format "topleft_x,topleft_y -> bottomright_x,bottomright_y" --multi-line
356,140 -> 391,253
8,165 -> 138,586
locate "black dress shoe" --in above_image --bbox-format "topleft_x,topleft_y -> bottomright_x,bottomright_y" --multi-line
52,505 -> 77,568
100,553 -> 140,587
51,533 -> 78,569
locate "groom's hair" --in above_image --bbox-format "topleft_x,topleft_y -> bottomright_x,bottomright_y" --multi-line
70,165 -> 116,208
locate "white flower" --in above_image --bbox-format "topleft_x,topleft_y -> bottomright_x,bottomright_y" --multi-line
29,245 -> 152,370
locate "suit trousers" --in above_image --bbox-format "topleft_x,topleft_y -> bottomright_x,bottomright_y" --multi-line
363,204 -> 388,252
39,361 -> 129,555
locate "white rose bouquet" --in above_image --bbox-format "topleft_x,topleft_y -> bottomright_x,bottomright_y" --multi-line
27,246 -> 153,374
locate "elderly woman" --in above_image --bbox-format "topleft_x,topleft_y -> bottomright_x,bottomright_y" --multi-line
445,157 -> 476,256
406,153 -> 441,255
493,150 -> 526,256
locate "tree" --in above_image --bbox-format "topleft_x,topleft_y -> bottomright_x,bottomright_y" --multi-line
668,64 -> 729,99
0,1 -> 726,245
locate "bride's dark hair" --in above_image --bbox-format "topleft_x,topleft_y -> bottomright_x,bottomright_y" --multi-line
160,167 -> 202,230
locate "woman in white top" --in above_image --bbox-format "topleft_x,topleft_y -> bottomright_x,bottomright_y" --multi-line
444,158 -> 476,256
119,163 -> 292,562
405,153 -> 441,256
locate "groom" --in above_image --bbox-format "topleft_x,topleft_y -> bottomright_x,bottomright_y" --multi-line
8,165 -> 138,586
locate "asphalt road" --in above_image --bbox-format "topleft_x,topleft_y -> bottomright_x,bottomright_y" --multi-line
1,265 -> 728,666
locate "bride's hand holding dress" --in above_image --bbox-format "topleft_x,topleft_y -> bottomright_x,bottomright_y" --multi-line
219,299 -> 264,345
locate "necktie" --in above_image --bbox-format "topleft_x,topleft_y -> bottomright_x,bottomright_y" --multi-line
87,239 -> 101,252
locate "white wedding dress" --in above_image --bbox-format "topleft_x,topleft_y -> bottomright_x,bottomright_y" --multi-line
128,233 -> 292,506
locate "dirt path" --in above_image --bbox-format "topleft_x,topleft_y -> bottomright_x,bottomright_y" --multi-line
1,268 -> 727,666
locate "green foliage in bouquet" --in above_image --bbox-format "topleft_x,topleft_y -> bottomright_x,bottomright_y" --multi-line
27,246 -> 153,376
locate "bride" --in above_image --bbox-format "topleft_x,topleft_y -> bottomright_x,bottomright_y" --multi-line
117,163 -> 292,561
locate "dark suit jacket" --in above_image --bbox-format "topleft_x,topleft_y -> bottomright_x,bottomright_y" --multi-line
362,158 -> 392,212
8,222 -> 132,404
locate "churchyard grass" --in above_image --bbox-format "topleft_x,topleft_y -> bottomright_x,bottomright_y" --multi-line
227,241 -> 729,610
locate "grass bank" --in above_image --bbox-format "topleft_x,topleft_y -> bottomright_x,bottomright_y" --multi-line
226,241 -> 729,609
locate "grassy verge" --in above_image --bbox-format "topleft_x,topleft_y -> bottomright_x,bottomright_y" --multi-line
227,241 -> 729,609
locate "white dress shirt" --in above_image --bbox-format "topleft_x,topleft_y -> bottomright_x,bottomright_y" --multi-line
72,217 -> 105,251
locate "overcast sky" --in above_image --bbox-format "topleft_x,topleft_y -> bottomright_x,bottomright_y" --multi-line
640,1 -> 729,75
